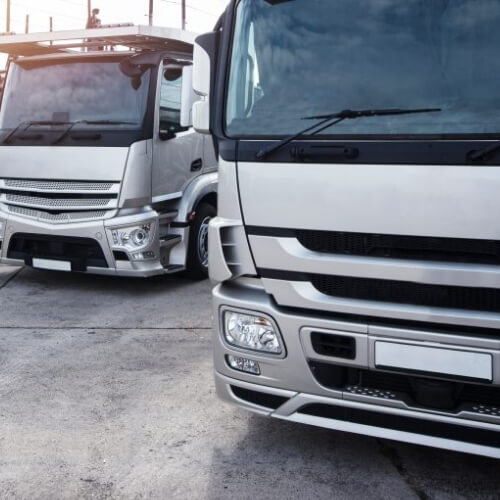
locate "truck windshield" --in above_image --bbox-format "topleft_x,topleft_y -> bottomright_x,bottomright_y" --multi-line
226,0 -> 500,138
0,59 -> 151,130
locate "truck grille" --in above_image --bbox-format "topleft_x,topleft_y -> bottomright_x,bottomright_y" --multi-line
311,274 -> 500,313
0,178 -> 120,223
4,179 -> 115,192
296,230 -> 500,265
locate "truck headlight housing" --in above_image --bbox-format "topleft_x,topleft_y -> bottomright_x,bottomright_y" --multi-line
111,223 -> 152,251
223,310 -> 283,355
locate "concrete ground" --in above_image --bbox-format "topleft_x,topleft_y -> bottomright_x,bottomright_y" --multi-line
0,264 -> 499,500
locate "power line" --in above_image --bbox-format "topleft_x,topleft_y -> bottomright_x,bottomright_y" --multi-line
159,0 -> 219,18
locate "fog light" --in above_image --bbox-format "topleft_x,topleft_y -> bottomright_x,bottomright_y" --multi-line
131,250 -> 156,261
223,310 -> 283,354
227,355 -> 260,375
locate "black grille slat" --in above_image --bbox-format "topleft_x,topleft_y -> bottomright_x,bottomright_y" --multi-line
295,230 -> 500,265
311,275 -> 500,313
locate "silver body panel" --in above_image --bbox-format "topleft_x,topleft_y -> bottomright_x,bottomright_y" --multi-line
209,157 -> 500,457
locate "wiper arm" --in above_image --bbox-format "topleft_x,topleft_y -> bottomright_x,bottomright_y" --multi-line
256,107 -> 441,160
468,141 -> 500,162
82,120 -> 139,125
2,120 -> 74,145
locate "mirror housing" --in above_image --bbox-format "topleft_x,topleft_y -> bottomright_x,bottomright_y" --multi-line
159,128 -> 176,141
193,31 -> 219,134
180,65 -> 197,128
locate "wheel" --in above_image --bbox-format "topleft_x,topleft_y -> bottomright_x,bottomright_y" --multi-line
185,202 -> 216,279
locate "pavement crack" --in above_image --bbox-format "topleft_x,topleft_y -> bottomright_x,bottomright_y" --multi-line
0,267 -> 24,290
377,439 -> 429,500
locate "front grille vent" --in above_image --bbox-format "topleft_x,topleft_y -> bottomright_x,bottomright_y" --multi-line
295,230 -> 500,265
5,179 -> 115,192
310,332 -> 356,359
311,274 -> 500,313
1,178 -> 120,223
6,193 -> 112,208
7,205 -> 108,222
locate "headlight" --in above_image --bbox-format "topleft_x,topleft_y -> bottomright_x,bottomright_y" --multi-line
223,310 -> 283,354
111,223 -> 152,251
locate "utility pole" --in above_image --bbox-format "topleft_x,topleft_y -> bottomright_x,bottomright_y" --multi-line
149,0 -> 153,26
181,0 -> 186,30
6,0 -> 11,32
25,14 -> 29,34
87,0 -> 91,21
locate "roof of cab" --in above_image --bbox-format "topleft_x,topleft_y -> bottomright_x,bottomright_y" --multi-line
0,25 -> 197,58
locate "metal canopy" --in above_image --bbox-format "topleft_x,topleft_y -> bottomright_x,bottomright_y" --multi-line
0,25 -> 197,57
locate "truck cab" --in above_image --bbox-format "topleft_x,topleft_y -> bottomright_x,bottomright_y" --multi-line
0,25 -> 217,278
194,0 -> 500,457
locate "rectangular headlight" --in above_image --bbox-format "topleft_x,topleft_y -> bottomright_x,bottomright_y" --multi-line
223,310 -> 283,355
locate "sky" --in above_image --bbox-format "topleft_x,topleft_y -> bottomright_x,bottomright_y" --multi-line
0,0 -> 228,67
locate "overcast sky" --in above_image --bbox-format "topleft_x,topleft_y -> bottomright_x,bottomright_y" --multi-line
1,0 -> 228,67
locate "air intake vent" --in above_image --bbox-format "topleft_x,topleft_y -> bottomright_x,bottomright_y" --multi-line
311,332 -> 356,359
295,230 -> 500,265
311,275 -> 500,313
230,386 -> 288,410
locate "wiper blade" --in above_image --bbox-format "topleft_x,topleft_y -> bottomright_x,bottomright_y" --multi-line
303,107 -> 441,121
256,107 -> 441,160
82,120 -> 139,125
2,120 -> 75,145
468,141 -> 500,162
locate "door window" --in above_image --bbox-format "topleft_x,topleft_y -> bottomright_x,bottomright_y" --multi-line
159,66 -> 188,134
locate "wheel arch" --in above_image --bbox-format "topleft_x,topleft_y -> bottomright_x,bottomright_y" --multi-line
176,172 -> 218,223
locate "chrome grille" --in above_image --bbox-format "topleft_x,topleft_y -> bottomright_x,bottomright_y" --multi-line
7,205 -> 108,222
0,177 -> 120,223
4,179 -> 115,192
5,193 -> 112,209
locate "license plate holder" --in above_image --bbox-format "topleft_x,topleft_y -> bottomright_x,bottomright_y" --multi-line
32,258 -> 72,272
375,341 -> 493,382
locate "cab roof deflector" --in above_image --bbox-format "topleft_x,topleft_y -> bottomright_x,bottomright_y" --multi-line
0,25 -> 196,57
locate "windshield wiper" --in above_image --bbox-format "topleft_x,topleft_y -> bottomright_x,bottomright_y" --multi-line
255,107 -> 441,160
2,120 -> 70,145
468,141 -> 500,163
82,120 -> 139,125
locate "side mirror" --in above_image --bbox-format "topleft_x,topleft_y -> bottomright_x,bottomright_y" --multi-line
159,128 -> 176,141
193,31 -> 219,134
180,65 -> 198,128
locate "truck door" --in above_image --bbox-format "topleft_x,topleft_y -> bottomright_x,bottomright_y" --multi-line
152,63 -> 204,201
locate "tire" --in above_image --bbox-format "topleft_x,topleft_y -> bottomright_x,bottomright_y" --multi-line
185,202 -> 216,280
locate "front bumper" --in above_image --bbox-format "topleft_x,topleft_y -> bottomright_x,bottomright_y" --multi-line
0,209 -> 167,277
213,280 -> 500,458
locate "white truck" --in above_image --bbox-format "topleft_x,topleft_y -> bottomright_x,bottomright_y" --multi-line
194,0 -> 500,457
0,25 -> 217,278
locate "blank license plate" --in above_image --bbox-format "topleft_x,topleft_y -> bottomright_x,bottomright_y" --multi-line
375,341 -> 493,382
32,258 -> 71,272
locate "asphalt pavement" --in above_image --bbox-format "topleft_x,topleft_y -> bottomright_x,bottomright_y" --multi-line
0,264 -> 499,499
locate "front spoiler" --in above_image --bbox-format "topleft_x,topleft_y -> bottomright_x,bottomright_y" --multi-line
215,371 -> 500,459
